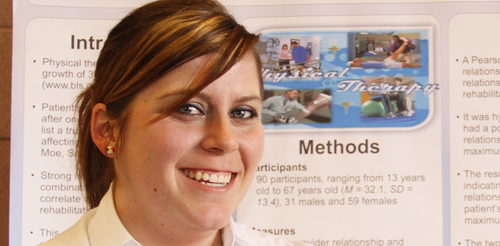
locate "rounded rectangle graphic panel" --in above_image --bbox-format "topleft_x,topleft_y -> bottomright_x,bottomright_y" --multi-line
257,27 -> 435,132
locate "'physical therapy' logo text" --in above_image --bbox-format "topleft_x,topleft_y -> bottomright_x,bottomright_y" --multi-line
262,67 -> 350,83
261,66 -> 439,95
336,80 -> 439,95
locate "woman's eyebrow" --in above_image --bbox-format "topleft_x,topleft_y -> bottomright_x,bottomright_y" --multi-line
196,91 -> 262,103
235,95 -> 262,103
155,89 -> 186,101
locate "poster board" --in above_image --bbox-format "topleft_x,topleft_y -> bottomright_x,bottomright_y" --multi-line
9,0 -> 500,245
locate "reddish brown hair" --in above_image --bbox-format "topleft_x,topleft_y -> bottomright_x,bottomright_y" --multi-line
76,0 -> 261,208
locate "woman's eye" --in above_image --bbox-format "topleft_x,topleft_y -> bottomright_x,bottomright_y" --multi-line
176,103 -> 204,116
230,108 -> 256,119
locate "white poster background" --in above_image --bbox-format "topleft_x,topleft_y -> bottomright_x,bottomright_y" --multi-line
449,14 -> 500,245
26,0 -> 500,8
236,15 -> 442,245
21,18 -> 116,246
10,1 -> 500,246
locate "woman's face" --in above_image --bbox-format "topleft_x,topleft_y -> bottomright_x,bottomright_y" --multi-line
283,45 -> 288,50
113,53 -> 264,232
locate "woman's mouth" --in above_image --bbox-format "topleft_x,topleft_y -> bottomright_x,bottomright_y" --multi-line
182,169 -> 233,187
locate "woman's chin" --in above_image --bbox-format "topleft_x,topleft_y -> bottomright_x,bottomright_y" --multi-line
185,207 -> 233,231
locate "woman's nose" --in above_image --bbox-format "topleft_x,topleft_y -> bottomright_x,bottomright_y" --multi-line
201,116 -> 239,154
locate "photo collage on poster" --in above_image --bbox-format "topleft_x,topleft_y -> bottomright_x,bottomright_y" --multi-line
257,27 -> 435,131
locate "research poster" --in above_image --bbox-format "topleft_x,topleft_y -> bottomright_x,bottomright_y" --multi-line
9,1 -> 500,246
449,14 -> 500,245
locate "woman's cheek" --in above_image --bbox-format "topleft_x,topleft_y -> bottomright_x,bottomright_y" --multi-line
245,127 -> 264,169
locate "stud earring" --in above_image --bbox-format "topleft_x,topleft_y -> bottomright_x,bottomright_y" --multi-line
106,146 -> 115,155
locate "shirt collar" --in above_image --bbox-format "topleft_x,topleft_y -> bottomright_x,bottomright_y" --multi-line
87,183 -> 141,246
222,219 -> 250,246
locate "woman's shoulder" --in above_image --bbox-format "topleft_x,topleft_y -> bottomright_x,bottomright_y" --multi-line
38,209 -> 97,246
232,221 -> 312,246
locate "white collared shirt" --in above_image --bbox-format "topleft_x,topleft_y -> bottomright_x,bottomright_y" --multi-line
39,186 -> 310,246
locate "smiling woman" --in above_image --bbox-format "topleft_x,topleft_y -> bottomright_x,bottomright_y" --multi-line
37,0 -> 310,246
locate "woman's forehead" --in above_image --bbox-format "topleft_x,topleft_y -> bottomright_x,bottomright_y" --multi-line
140,53 -> 260,103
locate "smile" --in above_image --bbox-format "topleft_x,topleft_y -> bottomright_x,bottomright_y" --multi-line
182,169 -> 233,187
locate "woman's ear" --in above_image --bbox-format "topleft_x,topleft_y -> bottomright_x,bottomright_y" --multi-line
91,103 -> 117,156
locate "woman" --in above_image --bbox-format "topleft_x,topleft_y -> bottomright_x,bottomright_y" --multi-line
39,0 -> 309,245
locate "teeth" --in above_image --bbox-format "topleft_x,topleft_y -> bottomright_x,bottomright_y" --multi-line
183,169 -> 232,186
195,171 -> 202,180
205,182 -> 226,187
217,175 -> 225,183
202,173 -> 210,181
209,174 -> 218,182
